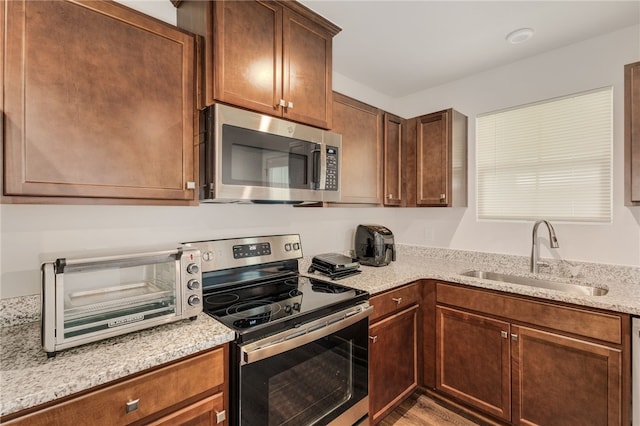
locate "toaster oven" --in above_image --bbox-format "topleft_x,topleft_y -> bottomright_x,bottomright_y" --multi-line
41,247 -> 202,357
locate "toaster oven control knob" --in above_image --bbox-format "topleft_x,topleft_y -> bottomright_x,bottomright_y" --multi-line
202,251 -> 213,262
186,263 -> 200,274
188,295 -> 201,306
187,279 -> 200,290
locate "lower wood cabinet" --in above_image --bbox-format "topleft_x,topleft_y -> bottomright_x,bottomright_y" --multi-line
436,306 -> 511,421
511,325 -> 621,425
368,283 -> 420,424
2,346 -> 228,426
434,283 -> 629,426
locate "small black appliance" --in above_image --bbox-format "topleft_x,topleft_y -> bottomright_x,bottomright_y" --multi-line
354,224 -> 396,266
308,253 -> 361,280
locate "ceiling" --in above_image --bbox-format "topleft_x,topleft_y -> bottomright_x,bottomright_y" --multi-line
299,1 -> 640,98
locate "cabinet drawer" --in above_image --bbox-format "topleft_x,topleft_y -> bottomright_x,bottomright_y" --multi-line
436,283 -> 622,344
370,282 -> 420,323
4,348 -> 225,426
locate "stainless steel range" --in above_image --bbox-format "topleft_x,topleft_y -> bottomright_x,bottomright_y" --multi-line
184,234 -> 371,426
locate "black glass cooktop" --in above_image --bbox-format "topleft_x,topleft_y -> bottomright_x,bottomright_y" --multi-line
203,276 -> 368,342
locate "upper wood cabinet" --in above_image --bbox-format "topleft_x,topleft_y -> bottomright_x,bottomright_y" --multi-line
625,61 -> 640,206
3,0 -> 198,204
406,109 -> 467,207
176,0 -> 340,129
331,93 -> 382,204
383,113 -> 405,206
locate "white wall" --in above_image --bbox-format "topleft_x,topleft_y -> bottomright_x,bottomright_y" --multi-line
389,24 -> 640,269
1,4 -> 639,299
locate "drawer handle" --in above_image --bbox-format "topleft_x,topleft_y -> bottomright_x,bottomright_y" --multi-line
125,399 -> 140,414
392,297 -> 403,304
369,335 -> 378,344
216,409 -> 227,424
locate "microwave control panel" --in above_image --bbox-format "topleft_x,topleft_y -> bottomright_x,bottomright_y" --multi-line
325,146 -> 339,191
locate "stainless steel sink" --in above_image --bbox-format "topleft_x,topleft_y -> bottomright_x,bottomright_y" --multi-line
460,270 -> 608,296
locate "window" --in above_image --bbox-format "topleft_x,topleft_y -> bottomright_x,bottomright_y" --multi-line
476,87 -> 612,222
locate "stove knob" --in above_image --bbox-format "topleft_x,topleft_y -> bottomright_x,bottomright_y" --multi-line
187,279 -> 200,290
188,295 -> 201,306
186,263 -> 200,274
285,305 -> 292,314
293,302 -> 301,311
202,251 -> 213,262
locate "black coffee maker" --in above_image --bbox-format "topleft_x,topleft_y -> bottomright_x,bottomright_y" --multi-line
354,225 -> 396,267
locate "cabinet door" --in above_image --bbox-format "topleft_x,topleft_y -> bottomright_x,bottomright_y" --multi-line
331,93 -> 382,204
213,0 -> 282,117
148,393 -> 226,426
369,305 -> 419,424
436,306 -> 511,421
416,111 -> 450,206
282,7 -> 333,129
512,325 -> 622,426
4,0 -> 196,203
625,61 -> 640,205
383,113 -> 404,206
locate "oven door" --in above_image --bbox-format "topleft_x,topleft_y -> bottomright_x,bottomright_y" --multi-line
237,305 -> 371,426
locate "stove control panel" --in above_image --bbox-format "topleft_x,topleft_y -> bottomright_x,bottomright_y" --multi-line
184,234 -> 303,273
233,242 -> 271,259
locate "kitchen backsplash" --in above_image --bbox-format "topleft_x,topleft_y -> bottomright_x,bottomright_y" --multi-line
5,245 -> 638,329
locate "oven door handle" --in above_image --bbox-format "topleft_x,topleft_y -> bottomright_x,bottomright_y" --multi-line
240,304 -> 372,365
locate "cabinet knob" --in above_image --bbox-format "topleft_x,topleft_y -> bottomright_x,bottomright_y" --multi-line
511,334 -> 519,341
125,399 -> 140,414
186,181 -> 196,190
440,193 -> 446,200
287,101 -> 294,109
387,193 -> 393,199
215,409 -> 227,424
500,331 -> 508,339
369,335 -> 378,343
392,297 -> 403,305
278,99 -> 286,107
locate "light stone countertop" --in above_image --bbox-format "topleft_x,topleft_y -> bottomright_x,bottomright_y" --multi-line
301,245 -> 640,315
1,244 -> 639,419
0,312 -> 235,418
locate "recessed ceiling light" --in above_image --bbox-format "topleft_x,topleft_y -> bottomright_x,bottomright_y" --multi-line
506,28 -> 534,44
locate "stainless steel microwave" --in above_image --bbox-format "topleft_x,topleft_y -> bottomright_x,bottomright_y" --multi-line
41,247 -> 202,357
200,104 -> 342,203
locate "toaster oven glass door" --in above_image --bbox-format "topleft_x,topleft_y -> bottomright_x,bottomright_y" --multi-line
60,256 -> 178,340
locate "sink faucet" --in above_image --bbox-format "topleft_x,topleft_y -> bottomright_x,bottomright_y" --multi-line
530,220 -> 559,273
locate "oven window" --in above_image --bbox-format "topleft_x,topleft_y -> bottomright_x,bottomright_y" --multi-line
222,124 -> 315,189
61,256 -> 177,339
239,320 -> 368,426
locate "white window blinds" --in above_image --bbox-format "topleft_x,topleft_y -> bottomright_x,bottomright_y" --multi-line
476,87 -> 612,222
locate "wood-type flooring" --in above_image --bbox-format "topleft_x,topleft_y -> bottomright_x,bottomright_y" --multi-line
378,391 -> 499,426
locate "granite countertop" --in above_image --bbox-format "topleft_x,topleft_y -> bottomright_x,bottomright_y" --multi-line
301,245 -> 640,315
2,244 -> 639,418
0,311 -> 235,418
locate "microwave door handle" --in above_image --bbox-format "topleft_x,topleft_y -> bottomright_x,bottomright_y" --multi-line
312,146 -> 326,190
